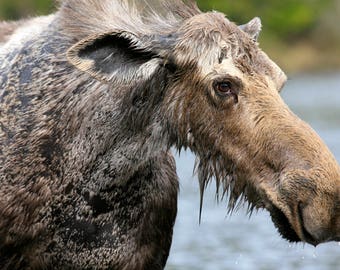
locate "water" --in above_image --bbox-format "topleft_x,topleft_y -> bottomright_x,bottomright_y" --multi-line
166,73 -> 340,270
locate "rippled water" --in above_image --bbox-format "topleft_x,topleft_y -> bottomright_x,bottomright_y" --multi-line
166,73 -> 340,270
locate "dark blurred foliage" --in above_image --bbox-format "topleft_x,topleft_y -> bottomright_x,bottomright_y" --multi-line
198,0 -> 333,41
0,0 -> 54,20
1,0 -> 339,72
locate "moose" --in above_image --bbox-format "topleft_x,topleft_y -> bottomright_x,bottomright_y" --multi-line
0,0 -> 339,269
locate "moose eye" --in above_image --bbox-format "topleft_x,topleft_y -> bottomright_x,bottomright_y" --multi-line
215,81 -> 232,95
213,81 -> 239,103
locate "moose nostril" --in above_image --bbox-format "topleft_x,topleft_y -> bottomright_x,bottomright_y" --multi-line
297,202 -> 318,246
297,196 -> 340,245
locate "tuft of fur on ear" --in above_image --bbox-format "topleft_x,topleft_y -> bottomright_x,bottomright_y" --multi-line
67,31 -> 162,85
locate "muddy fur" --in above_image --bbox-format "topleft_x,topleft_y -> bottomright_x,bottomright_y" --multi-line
0,0 -> 339,269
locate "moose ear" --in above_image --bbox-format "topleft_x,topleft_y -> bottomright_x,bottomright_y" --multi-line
67,31 -> 161,84
239,17 -> 262,41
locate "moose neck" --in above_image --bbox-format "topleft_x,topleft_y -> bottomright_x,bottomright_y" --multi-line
62,68 -> 172,191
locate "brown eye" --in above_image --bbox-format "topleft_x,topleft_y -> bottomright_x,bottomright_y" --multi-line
213,81 -> 239,103
216,81 -> 232,95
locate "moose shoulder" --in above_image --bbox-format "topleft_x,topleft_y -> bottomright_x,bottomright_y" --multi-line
0,0 -> 339,269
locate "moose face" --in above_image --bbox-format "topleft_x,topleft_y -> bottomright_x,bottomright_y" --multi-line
164,13 -> 340,245
67,10 -> 339,246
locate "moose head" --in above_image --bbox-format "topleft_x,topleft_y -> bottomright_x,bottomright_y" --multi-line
65,1 -> 339,246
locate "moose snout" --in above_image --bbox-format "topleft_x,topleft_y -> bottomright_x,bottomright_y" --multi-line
298,191 -> 340,246
269,169 -> 340,245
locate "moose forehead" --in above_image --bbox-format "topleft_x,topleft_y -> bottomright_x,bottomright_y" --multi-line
173,12 -> 287,90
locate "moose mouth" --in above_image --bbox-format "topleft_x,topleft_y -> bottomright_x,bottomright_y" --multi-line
268,203 -> 317,245
269,205 -> 300,242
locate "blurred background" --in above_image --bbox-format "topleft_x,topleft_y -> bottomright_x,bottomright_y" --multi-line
1,0 -> 339,269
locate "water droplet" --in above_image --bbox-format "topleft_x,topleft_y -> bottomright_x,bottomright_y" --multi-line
235,254 -> 242,265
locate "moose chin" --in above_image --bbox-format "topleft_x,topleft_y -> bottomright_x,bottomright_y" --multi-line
0,0 -> 339,269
